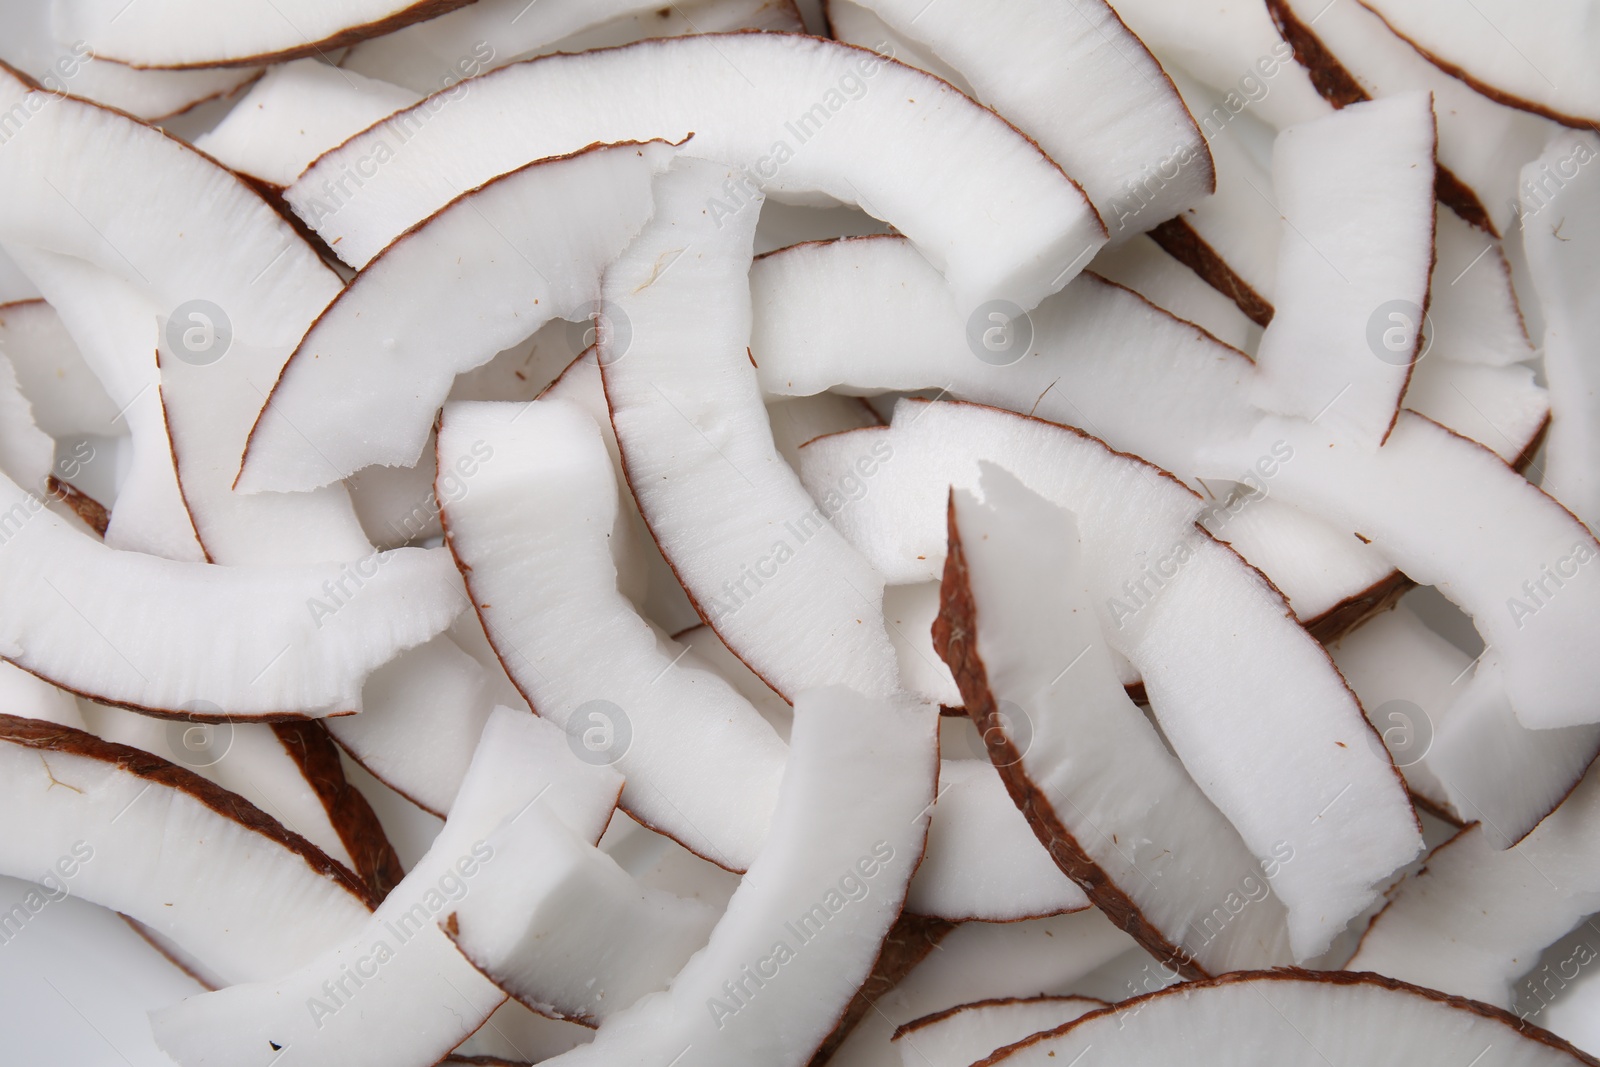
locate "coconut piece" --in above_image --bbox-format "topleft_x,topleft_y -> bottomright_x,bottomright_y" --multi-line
526,686 -> 937,1067
828,0 -> 1214,231
1520,130 -> 1600,530
891,996 -> 1104,1067
238,138 -> 680,493
0,714 -> 373,984
1196,411 -> 1600,730
343,0 -> 804,93
1403,357 -> 1550,466
1085,235 -> 1258,353
1251,92 -> 1438,449
800,399 -> 1422,959
0,298 -> 120,439
937,464 -> 1294,974
0,465 -> 461,719
193,60 -> 421,188
287,34 -> 1106,310
150,707 -> 624,1066
984,970 -> 1598,1064
1428,206 -> 1538,365
766,394 -> 881,472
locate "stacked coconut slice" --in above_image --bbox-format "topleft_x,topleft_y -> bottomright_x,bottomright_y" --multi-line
0,2 -> 1599,1065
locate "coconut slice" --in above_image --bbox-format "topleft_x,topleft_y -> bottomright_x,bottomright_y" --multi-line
1266,0 -> 1558,234
882,582 -> 961,708
1250,92 -> 1437,449
0,350 -> 55,492
193,60 -> 421,189
0,714 -> 373,984
1085,235 -> 1258,353
0,67 -> 368,566
287,34 -> 1106,310
1428,206 -> 1537,366
0,466 -> 461,719
1196,411 -> 1600,730
1403,356 -> 1550,466
1520,130 -> 1600,530
766,394 -> 881,472
827,0 -> 1214,232
442,806 -> 718,1026
238,139 -> 681,494
342,0 -> 803,94
4,246 -> 205,561
891,996 -> 1104,1067
937,464 -> 1294,974
0,4 -> 257,120
600,159 -> 902,699
1350,764 -> 1600,1009
438,397 -> 787,870
151,706 -> 624,1067
0,659 -> 82,727
800,399 -> 1422,959
57,0 -> 480,69
523,687 -> 937,1067
0,297 -> 120,439
984,970 -> 1597,1064
1353,0 -> 1600,129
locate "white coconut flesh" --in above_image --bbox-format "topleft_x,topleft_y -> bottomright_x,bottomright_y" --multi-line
891,996 -> 1105,1067
799,399 -> 1422,959
1196,411 -> 1600,730
982,971 -> 1598,1065
1520,130 -> 1600,531
826,0 -> 1214,231
57,0 -> 481,69
599,159 -> 903,699
0,349 -> 56,493
939,464 -> 1294,974
1350,763 -> 1600,1008
1085,234 -> 1259,353
285,34 -> 1107,309
150,706 -> 626,1066
1353,0 -> 1600,128
0,297 -> 121,444
0,465 -> 461,718
0,1 -> 258,120
1427,206 -> 1538,367
341,0 -> 804,94
193,60 -> 421,188
1266,0 -> 1559,235
0,713 -> 375,985
0,67 -> 368,565
238,138 -> 680,494
5,246 -> 206,560
0,658 -> 83,727
1250,92 -> 1438,449
522,686 -> 937,1067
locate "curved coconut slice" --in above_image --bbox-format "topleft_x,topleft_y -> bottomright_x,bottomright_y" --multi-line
324,633 -> 498,818
892,996 -> 1104,1067
984,970 -> 1598,1064
1196,411 -> 1600,730
151,706 -> 624,1067
439,397 -> 787,870
0,298 -> 120,438
0,3 -> 257,120
287,34 -> 1106,310
0,66 -> 367,566
827,0 -> 1214,232
1266,0 -> 1558,235
57,0 -> 480,69
1251,92 -> 1437,449
749,234 -> 1256,489
1096,0 -> 1329,130
1521,130 -> 1600,531
800,399 -> 1422,959
238,138 -> 681,493
343,0 -> 803,93
442,808 -> 718,1026
526,687 -> 936,1067
1353,0 -> 1600,129
600,159 -> 902,699
937,464 -> 1294,974
0,714 -> 373,985
1403,356 -> 1550,466
0,467 -> 461,719
193,60 -> 420,189
826,909 -> 1134,1066
1350,766 -> 1600,1009
1085,235 -> 1258,353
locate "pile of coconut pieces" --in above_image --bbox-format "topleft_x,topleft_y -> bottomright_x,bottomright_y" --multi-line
2,0 -> 1600,1063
